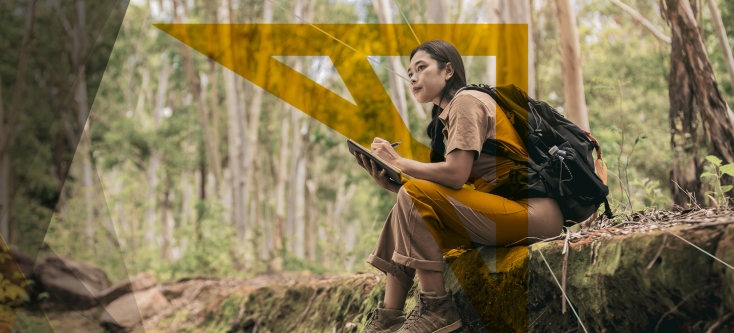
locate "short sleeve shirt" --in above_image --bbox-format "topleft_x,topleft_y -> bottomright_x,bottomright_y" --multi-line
437,89 -> 528,193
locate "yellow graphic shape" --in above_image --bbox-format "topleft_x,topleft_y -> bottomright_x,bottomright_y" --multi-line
156,23 -> 530,330
154,23 -> 528,162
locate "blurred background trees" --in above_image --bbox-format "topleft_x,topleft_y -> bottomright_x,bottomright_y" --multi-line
2,0 -> 734,283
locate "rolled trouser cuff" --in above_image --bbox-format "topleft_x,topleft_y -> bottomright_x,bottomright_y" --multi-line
367,254 -> 416,291
392,251 -> 445,272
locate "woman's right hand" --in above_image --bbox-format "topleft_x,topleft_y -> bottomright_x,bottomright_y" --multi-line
354,152 -> 400,193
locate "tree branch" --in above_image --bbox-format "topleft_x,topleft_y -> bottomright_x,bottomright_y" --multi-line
609,0 -> 672,44
53,1 -> 74,38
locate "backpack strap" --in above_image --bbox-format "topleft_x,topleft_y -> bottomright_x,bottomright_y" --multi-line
602,197 -> 614,219
582,130 -> 602,160
481,139 -> 529,165
583,130 -> 608,185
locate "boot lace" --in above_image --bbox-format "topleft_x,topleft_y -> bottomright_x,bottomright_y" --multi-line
402,296 -> 426,328
365,309 -> 379,328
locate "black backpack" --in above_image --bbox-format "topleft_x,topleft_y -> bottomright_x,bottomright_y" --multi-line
457,83 -> 613,224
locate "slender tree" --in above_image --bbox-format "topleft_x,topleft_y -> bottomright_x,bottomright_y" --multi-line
286,0 -> 313,259
224,0 -> 247,248
554,0 -> 590,131
706,0 -> 734,127
0,0 -> 35,241
175,0 -> 222,198
427,0 -> 449,23
372,0 -> 409,126
485,0 -> 536,97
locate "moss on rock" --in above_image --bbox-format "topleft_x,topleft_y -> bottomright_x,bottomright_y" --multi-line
149,225 -> 734,333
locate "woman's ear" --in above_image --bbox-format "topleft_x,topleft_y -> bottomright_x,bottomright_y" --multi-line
444,62 -> 454,80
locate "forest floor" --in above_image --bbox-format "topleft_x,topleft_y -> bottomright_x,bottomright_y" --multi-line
11,205 -> 734,333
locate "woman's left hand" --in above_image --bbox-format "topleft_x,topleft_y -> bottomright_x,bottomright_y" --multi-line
371,137 -> 402,167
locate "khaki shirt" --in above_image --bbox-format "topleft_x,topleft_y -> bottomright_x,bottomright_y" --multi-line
438,89 -> 528,193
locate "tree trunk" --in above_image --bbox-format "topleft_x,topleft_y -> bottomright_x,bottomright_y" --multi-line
180,168 -> 194,229
707,0 -> 734,86
662,0 -> 734,204
67,0 -> 95,241
161,179 -> 171,261
485,0 -> 536,98
305,177 -> 317,262
294,125 -> 309,259
285,0 -> 312,258
372,0 -> 409,126
668,60 -> 702,205
223,0 -> 247,258
145,62 -> 169,246
205,0 -> 221,200
175,0 -> 222,198
427,0 -> 449,23
225,68 -> 244,223
271,106 -> 290,271
0,154 -> 8,242
286,115 -> 314,260
196,138 -> 206,247
0,0 -> 35,242
554,0 -> 590,131
706,0 -> 734,127
287,109 -> 303,256
240,0 -> 273,245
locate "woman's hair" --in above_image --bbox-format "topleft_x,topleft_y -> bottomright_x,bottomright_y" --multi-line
409,40 -> 467,163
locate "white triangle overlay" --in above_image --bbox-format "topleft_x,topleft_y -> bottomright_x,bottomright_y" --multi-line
273,56 -> 357,106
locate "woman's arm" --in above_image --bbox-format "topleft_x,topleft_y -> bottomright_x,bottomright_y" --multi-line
369,137 -> 475,190
395,149 -> 475,190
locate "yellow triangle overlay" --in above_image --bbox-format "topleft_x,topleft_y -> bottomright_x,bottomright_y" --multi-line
274,56 -> 357,106
154,23 -> 528,162
155,23 -> 530,330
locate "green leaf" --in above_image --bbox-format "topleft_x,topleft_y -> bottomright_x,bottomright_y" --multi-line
701,172 -> 717,178
2,285 -> 26,302
706,155 -> 723,166
720,164 -> 734,177
721,185 -> 733,193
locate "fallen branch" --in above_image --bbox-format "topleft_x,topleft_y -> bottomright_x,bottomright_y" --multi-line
571,227 -> 622,247
705,311 -> 734,333
647,234 -> 667,269
290,286 -> 321,332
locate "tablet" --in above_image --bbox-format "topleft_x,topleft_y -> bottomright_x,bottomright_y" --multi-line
347,139 -> 403,184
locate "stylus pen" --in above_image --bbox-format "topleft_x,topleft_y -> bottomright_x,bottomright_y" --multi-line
391,141 -> 402,148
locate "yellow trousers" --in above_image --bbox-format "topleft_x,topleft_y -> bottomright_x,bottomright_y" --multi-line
367,179 -> 564,291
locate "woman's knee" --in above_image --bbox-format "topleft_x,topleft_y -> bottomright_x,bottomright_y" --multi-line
402,179 -> 440,200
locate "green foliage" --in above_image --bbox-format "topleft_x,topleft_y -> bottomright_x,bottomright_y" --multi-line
630,177 -> 671,209
10,310 -> 53,333
158,200 -> 244,281
701,155 -> 734,208
22,0 -> 734,283
0,248 -> 28,305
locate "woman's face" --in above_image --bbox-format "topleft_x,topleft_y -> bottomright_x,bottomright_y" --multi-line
407,50 -> 453,106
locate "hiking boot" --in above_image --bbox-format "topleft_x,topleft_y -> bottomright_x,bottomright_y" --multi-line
361,301 -> 407,333
395,290 -> 463,333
